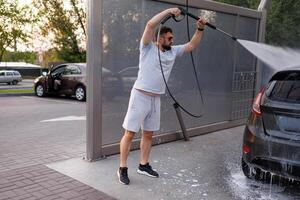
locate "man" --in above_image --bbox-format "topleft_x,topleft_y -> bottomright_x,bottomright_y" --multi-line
118,7 -> 207,185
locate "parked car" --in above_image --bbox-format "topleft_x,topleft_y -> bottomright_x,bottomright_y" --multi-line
34,63 -> 122,101
0,70 -> 22,85
242,66 -> 300,181
118,66 -> 138,94
118,66 -> 180,95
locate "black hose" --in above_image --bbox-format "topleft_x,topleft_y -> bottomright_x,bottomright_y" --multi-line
158,2 -> 238,118
158,14 -> 204,118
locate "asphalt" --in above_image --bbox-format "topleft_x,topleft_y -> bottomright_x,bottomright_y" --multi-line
0,79 -> 35,97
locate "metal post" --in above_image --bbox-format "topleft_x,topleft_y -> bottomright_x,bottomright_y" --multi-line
258,0 -> 270,11
173,103 -> 189,141
255,0 -> 269,94
86,0 -> 103,161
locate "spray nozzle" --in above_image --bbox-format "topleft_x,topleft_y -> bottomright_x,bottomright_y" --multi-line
178,7 -> 237,41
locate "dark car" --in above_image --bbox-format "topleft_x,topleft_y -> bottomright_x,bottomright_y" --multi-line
242,66 -> 300,181
34,63 -> 122,101
118,66 -> 139,94
117,66 -> 180,95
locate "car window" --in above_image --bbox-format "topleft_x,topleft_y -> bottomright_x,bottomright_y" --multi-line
121,68 -> 138,77
51,66 -> 66,76
6,72 -> 13,76
13,72 -> 20,75
269,80 -> 300,103
64,65 -> 81,75
0,72 -> 4,76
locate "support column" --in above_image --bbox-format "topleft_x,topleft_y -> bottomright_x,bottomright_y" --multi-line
86,0 -> 103,161
255,0 -> 269,94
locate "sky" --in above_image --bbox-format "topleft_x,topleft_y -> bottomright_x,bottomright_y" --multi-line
18,0 -> 31,6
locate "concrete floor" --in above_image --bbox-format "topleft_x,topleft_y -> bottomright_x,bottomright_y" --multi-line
47,126 -> 300,200
47,126 -> 243,200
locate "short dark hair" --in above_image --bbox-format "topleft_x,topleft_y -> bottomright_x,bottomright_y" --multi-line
154,26 -> 173,40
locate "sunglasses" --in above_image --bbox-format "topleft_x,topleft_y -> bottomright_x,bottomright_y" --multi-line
167,36 -> 173,41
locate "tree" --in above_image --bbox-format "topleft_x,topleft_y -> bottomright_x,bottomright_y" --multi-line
0,0 -> 34,62
214,0 -> 300,47
2,51 -> 37,63
33,0 -> 86,63
266,0 -> 300,47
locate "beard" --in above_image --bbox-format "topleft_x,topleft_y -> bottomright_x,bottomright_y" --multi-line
162,44 -> 172,51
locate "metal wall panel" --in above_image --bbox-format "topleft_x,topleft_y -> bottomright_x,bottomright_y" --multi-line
100,0 -> 261,146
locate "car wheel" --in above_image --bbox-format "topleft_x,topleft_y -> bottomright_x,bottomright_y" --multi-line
12,80 -> 18,85
35,83 -> 46,97
75,85 -> 86,101
241,157 -> 264,181
242,157 -> 253,179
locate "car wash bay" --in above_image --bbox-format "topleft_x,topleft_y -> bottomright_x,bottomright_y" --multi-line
86,0 -> 263,160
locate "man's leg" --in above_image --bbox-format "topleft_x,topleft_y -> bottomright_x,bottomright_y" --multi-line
118,130 -> 135,185
137,130 -> 159,178
140,130 -> 153,165
120,130 -> 135,167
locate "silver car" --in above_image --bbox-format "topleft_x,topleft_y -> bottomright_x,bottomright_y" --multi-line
0,70 -> 22,85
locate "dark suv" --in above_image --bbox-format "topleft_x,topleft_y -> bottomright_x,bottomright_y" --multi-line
34,63 -> 122,101
242,66 -> 300,181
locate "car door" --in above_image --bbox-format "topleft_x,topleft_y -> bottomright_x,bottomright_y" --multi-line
60,65 -> 82,94
5,72 -> 13,83
47,65 -> 67,93
0,72 -> 5,83
119,67 -> 138,93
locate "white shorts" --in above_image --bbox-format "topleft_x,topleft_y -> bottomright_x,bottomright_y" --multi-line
122,88 -> 161,132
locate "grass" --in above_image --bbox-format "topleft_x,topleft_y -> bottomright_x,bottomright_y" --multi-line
0,88 -> 34,93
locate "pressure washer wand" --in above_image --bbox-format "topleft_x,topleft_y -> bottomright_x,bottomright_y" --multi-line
178,7 -> 237,41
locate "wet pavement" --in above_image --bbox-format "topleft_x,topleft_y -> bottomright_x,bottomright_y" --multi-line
47,126 -> 300,200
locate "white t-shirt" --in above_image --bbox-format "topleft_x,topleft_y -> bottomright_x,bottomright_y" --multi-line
133,42 -> 186,94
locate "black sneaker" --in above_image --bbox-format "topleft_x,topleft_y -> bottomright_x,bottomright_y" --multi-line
137,163 -> 159,178
117,167 -> 130,185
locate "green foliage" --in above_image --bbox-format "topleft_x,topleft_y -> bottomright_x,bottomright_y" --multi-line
2,51 -> 37,63
0,0 -> 35,62
214,0 -> 300,47
0,89 -> 34,93
266,0 -> 300,47
33,0 -> 86,63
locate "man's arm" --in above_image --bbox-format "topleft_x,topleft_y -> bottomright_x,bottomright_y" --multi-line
141,8 -> 181,46
185,18 -> 207,53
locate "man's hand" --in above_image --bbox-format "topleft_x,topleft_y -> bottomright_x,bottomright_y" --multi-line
197,18 -> 207,29
168,8 -> 181,17
141,7 -> 182,46
184,17 -> 207,53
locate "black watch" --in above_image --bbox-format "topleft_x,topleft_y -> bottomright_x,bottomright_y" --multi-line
197,27 -> 204,31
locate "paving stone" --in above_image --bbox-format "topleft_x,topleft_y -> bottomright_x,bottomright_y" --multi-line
0,165 -> 116,200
